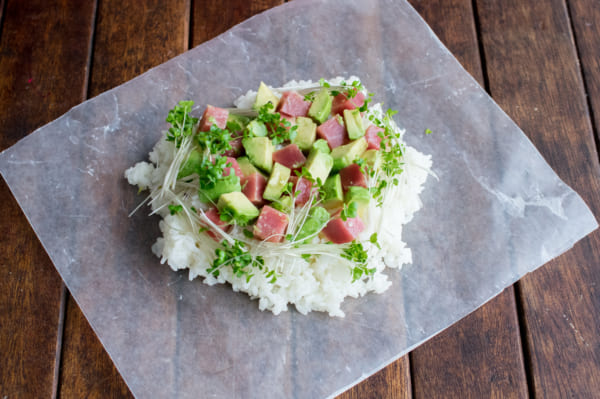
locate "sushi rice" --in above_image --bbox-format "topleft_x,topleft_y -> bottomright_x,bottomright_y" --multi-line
125,77 -> 432,317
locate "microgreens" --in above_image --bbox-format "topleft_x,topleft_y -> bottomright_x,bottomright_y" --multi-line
342,241 -> 375,282
340,201 -> 358,221
165,101 -> 199,148
168,204 -> 183,215
255,102 -> 298,145
207,239 -> 277,283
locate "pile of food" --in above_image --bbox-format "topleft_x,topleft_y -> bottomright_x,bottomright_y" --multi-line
125,77 -> 432,317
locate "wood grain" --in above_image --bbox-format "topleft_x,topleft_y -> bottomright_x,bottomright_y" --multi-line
58,1 -> 189,397
87,0 -> 190,98
0,0 -> 95,397
568,0 -> 600,144
406,1 -> 529,398
476,0 -> 600,396
190,0 -> 282,46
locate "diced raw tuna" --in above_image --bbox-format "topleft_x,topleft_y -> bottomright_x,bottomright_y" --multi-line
277,91 -> 311,117
199,105 -> 229,131
289,175 -> 315,206
254,205 -> 289,243
223,136 -> 244,157
316,116 -> 349,149
339,163 -> 367,191
242,172 -> 267,206
222,157 -> 244,180
273,144 -> 307,170
203,207 -> 231,241
331,92 -> 366,116
321,216 -> 364,244
364,125 -> 384,150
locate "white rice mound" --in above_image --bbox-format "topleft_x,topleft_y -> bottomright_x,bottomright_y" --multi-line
125,78 -> 432,317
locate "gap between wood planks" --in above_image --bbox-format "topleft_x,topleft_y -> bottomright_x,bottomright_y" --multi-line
468,1 -> 536,397
53,1 -> 100,398
565,0 -> 600,161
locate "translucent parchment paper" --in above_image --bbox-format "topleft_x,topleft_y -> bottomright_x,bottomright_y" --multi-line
0,0 -> 597,397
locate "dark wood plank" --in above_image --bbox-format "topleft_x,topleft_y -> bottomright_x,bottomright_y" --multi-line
59,297 -> 132,398
190,0 -> 282,45
568,0 -> 600,146
340,359 -> 411,399
58,1 -> 189,397
476,0 -> 600,397
407,1 -> 528,398
0,0 -> 95,397
87,0 -> 190,98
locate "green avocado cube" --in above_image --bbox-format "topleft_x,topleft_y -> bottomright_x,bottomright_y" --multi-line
271,195 -> 293,213
236,156 -> 263,178
292,117 -> 317,150
263,163 -> 291,201
295,206 -> 330,243
243,136 -> 273,173
178,149 -> 203,179
308,88 -> 333,124
246,119 -> 268,137
362,149 -> 381,171
226,114 -> 250,132
311,139 -> 331,154
199,174 -> 241,203
253,82 -> 279,112
217,191 -> 260,226
345,186 -> 370,204
322,174 -> 344,210
343,109 -> 365,140
304,150 -> 334,184
331,137 -> 368,171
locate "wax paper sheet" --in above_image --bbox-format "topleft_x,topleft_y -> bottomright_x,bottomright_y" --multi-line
0,0 -> 597,397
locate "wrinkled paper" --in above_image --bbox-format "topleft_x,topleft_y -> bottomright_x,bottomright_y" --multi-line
0,0 -> 597,398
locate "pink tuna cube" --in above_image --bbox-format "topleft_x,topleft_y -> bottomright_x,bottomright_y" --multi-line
331,92 -> 366,116
277,91 -> 312,117
242,173 -> 267,207
222,136 -> 244,157
340,163 -> 367,191
199,105 -> 229,132
321,216 -> 364,244
289,176 -> 315,207
273,144 -> 307,170
254,205 -> 289,243
365,125 -> 384,150
316,116 -> 349,150
222,157 -> 244,180
203,207 -> 231,241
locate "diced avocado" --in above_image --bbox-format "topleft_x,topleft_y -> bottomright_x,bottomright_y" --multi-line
304,150 -> 333,184
271,195 -> 293,213
246,119 -> 268,137
343,109 -> 365,140
345,186 -> 370,204
322,174 -> 344,210
331,137 -> 368,171
263,163 -> 291,201
308,88 -> 333,124
178,149 -> 202,179
292,117 -> 317,150
362,149 -> 381,170
253,82 -> 279,112
199,174 -> 241,203
236,156 -> 264,178
311,139 -> 331,154
226,114 -> 250,132
217,191 -> 260,226
243,136 -> 273,173
295,206 -> 330,242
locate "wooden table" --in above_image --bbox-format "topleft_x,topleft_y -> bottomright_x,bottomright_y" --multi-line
1,0 -> 599,397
